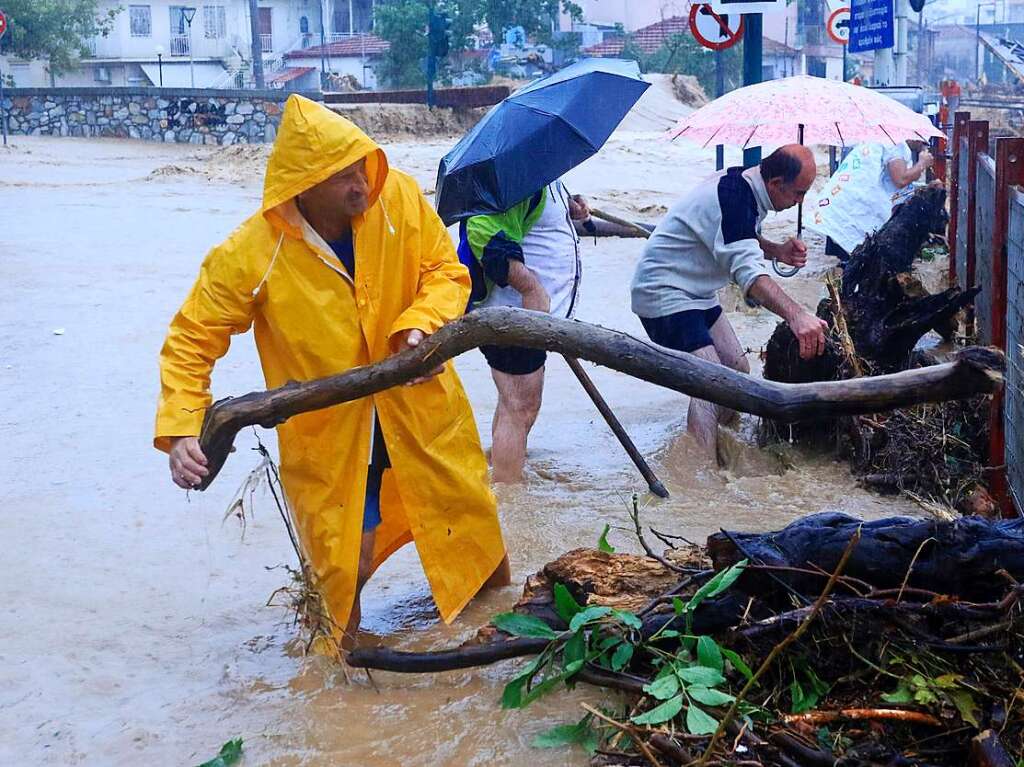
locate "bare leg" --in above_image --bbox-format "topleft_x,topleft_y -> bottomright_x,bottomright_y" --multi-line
490,367 -> 544,483
483,553 -> 512,588
341,529 -> 376,651
686,344 -> 725,456
707,313 -> 750,426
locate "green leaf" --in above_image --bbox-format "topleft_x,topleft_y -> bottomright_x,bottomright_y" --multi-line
563,630 -> 585,667
643,674 -> 681,701
949,689 -> 980,727
687,559 -> 748,612
880,684 -> 914,705
613,609 -> 643,629
196,738 -> 243,767
721,648 -> 754,681
501,654 -> 547,709
631,694 -> 685,725
597,523 -> 616,553
611,642 -> 634,671
678,666 -> 726,687
569,605 -> 612,633
697,636 -> 724,674
658,629 -> 682,639
687,686 -> 735,706
672,596 -> 686,615
553,583 -> 583,623
492,613 -> 557,639
532,715 -> 599,753
685,703 -> 720,735
790,678 -> 812,714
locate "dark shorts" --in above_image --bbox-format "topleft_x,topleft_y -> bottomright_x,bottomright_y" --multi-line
639,305 -> 724,354
480,344 -> 547,376
362,419 -> 390,532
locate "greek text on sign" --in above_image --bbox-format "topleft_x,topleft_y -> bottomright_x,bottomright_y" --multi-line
828,7 -> 851,45
709,0 -> 786,15
689,4 -> 744,51
848,0 -> 894,53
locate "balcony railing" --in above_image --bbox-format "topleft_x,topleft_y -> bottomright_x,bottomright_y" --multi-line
260,33 -> 273,53
170,34 -> 191,56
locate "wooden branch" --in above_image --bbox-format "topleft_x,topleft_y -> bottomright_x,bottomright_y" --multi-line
781,708 -> 944,727
195,308 -> 1005,490
346,636 -> 550,672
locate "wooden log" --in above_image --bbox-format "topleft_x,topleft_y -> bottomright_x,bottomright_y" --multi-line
193,307 -> 1005,489
707,512 -> 1024,602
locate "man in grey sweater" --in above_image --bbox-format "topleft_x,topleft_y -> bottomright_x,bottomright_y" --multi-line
631,145 -> 828,456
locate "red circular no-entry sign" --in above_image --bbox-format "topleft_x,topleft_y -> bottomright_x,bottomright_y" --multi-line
689,4 -> 744,51
827,7 -> 851,46
0,12 -> 8,40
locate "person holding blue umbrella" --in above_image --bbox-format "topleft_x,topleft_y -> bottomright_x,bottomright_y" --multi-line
435,59 -> 651,484
460,179 -> 592,482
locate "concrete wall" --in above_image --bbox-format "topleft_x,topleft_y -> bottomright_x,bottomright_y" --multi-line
0,87 -> 321,144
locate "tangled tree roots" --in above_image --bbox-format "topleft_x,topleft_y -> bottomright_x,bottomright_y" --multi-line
349,512 -> 1024,767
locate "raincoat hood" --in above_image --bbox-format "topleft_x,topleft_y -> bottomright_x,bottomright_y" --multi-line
261,94 -> 389,238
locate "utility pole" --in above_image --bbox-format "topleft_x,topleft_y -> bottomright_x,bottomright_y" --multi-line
248,0 -> 265,88
715,47 -> 724,171
893,0 -> 910,85
742,12 -> 763,169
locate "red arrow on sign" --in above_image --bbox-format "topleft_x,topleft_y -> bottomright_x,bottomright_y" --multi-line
689,4 -> 744,52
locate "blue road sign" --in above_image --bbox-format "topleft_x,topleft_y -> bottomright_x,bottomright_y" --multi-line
849,0 -> 894,53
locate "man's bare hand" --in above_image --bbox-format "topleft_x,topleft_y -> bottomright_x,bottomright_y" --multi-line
918,149 -> 934,169
393,328 -> 443,385
778,237 -> 808,268
169,436 -> 208,489
788,310 -> 829,359
568,194 -> 591,222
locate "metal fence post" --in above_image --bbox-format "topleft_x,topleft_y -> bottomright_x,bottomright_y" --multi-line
989,138 -> 1024,517
948,111 -> 971,287
965,120 -> 990,337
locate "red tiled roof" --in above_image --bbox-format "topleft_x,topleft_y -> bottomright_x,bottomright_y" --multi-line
268,66 -> 316,84
763,37 -> 798,56
285,34 -> 389,60
583,16 -> 690,57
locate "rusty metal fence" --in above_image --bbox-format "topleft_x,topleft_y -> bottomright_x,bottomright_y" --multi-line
948,113 -> 1024,516
1007,188 -> 1024,513
975,155 -> 997,344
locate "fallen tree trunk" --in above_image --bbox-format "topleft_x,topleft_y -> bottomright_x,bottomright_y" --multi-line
194,307 -> 1005,489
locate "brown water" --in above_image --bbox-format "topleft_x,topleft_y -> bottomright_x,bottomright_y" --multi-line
0,135 -> 920,765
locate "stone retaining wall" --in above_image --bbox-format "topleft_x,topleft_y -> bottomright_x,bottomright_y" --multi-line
0,87 -> 322,144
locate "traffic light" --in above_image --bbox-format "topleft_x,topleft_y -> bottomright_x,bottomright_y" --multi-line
909,0 -> 926,12
428,9 -> 451,60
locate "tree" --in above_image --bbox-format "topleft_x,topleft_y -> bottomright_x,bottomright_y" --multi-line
0,0 -> 120,76
620,33 -> 742,97
477,0 -> 582,43
374,0 -> 482,89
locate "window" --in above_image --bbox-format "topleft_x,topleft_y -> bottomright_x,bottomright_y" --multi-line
203,5 -> 226,39
129,5 -> 152,37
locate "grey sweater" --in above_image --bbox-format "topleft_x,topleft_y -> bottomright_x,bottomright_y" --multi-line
631,166 -> 772,318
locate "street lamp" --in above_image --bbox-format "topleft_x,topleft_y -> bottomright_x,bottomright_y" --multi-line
182,6 -> 197,88
975,1 -> 1002,82
155,44 -> 164,86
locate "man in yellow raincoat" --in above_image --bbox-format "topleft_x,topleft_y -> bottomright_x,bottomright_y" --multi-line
155,94 -> 509,647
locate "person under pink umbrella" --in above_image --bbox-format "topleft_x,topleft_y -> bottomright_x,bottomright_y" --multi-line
630,145 -> 828,460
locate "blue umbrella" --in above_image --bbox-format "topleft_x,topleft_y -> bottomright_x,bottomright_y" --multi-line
435,58 -> 650,226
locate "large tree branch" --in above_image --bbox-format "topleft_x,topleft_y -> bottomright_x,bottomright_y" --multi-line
196,307 -> 1004,490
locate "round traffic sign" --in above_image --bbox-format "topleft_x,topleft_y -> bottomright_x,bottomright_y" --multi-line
827,7 -> 851,46
689,4 -> 744,52
0,12 -> 8,40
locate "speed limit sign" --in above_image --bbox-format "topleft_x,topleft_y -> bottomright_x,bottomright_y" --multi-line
0,11 -> 8,40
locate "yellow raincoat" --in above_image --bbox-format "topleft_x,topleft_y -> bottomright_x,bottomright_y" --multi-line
155,94 -> 506,633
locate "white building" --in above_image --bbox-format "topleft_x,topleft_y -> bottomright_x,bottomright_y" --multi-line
2,0 -> 378,89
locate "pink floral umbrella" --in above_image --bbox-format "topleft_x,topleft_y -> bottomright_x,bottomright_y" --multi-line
668,75 -> 943,148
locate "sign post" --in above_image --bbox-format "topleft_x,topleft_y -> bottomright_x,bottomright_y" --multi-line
0,10 -> 8,147
742,12 -> 762,170
849,0 -> 895,84
827,7 -> 851,82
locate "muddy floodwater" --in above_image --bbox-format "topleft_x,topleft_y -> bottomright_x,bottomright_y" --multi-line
0,129 -> 920,766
